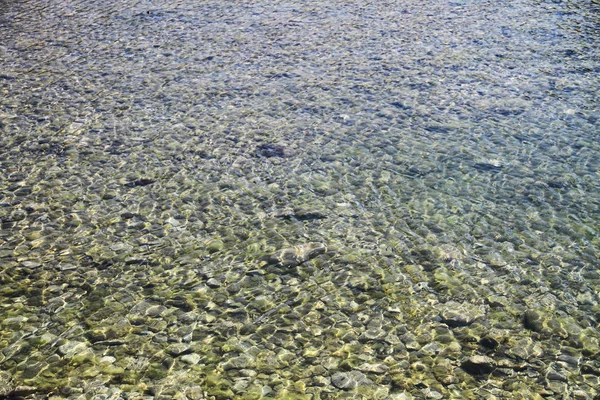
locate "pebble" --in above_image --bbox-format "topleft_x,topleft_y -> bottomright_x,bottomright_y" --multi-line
546,369 -> 568,382
423,388 -> 444,399
313,376 -> 331,387
384,333 -> 401,345
179,353 -> 200,365
186,386 -> 204,400
58,341 -> 89,358
388,394 -> 411,400
20,362 -> 47,379
206,278 -> 221,288
239,369 -> 257,378
255,143 -> 286,158
261,242 -> 327,268
166,343 -> 191,356
547,380 -> 568,395
523,310 -> 545,333
580,363 -> 600,376
419,342 -> 444,356
461,355 -> 496,375
506,338 -> 544,360
145,305 -> 168,317
206,239 -> 224,253
2,316 -> 28,327
400,332 -> 420,350
356,363 -> 389,374
479,336 -> 500,350
359,328 -> 387,342
59,263 -> 77,271
331,370 -> 372,390
221,354 -> 254,370
21,260 -> 41,268
0,372 -> 11,395
233,379 -> 250,393
557,353 -> 580,366
438,301 -> 485,327
572,390 -> 592,400
261,386 -> 273,397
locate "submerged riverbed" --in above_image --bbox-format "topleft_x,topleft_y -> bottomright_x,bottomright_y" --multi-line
1,0 -> 599,398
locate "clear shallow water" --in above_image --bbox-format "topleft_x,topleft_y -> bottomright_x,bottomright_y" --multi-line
0,0 -> 599,398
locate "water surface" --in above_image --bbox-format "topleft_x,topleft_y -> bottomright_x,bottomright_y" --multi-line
1,0 -> 599,398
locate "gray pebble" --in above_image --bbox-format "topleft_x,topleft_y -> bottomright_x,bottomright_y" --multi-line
419,342 -> 444,356
145,305 -> 167,317
187,386 -> 204,400
400,332 -> 420,350
557,353 -> 579,366
261,386 -> 273,397
438,301 -> 485,327
58,341 -> 88,358
181,353 -> 201,365
359,328 -> 387,342
356,363 -> 389,374
233,378 -> 250,393
21,260 -> 41,269
166,343 -> 190,356
331,370 -> 372,390
461,355 -> 496,375
239,369 -> 257,377
384,333 -> 401,345
523,310 -> 544,333
20,362 -> 47,379
206,278 -> 221,288
222,354 -> 254,370
331,372 -> 356,390
546,369 -> 568,382
423,388 -> 444,399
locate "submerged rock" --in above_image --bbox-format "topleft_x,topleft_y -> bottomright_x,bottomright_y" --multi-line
473,162 -> 503,172
58,341 -> 89,358
438,301 -> 486,327
331,370 -> 373,389
181,353 -> 201,365
260,242 -> 327,268
165,343 -> 191,356
277,209 -> 327,221
461,355 -> 497,375
255,143 -> 286,158
359,328 -> 387,342
221,354 -> 255,370
356,363 -> 389,374
523,310 -> 545,333
124,178 -> 156,187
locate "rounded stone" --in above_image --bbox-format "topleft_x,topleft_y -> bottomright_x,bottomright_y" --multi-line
438,301 -> 485,327
165,343 -> 190,356
331,372 -> 357,390
461,355 -> 496,375
359,328 -> 387,342
145,305 -> 168,317
221,354 -> 254,370
523,310 -> 544,333
331,370 -> 372,390
356,363 -> 389,374
206,239 -> 224,253
181,353 -> 201,365
58,341 -> 89,358
206,278 -> 221,288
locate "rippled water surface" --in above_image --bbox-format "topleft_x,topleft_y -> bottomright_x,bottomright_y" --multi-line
1,0 -> 600,398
